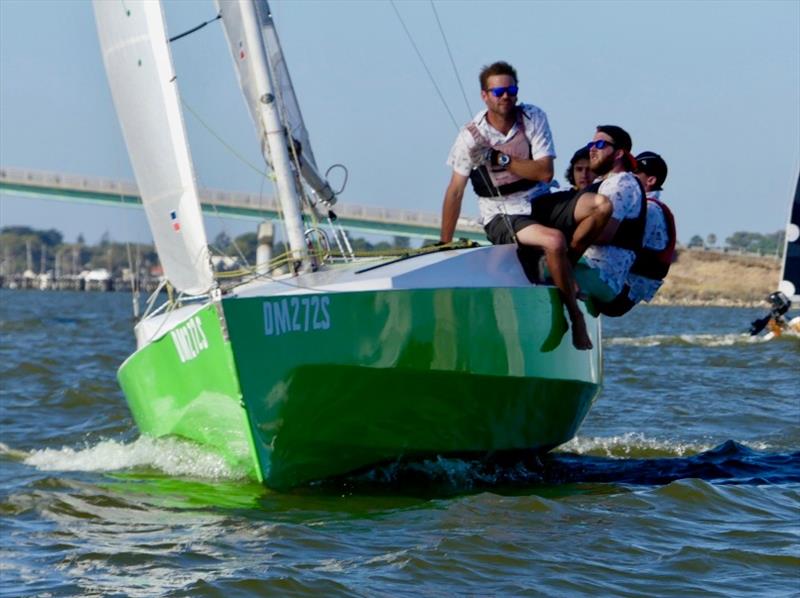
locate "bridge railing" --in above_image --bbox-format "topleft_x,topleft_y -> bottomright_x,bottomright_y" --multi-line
1,166 -> 483,238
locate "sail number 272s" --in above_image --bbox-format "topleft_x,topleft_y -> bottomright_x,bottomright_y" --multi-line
263,296 -> 331,336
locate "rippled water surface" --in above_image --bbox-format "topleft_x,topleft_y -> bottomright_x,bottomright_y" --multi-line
1,290 -> 798,596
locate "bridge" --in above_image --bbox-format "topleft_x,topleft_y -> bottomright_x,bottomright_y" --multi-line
0,166 -> 484,242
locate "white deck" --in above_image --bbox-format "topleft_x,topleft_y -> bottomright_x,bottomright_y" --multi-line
232,245 -> 543,298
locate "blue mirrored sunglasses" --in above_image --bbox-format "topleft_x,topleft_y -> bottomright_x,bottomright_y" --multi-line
586,139 -> 615,150
487,85 -> 518,98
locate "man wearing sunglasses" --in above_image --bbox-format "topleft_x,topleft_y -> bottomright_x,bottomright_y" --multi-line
570,125 -> 648,309
599,151 -> 676,315
440,61 -> 592,351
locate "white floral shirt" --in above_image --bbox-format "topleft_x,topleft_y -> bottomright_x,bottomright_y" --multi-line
446,103 -> 555,225
627,191 -> 670,302
582,171 -> 643,295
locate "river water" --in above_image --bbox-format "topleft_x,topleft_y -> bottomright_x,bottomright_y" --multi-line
1,289 -> 797,596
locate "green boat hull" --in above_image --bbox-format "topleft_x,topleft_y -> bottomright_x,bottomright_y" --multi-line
118,285 -> 601,489
117,304 -> 262,480
224,286 -> 601,489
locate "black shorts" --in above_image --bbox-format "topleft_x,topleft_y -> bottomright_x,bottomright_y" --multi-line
531,190 -> 580,240
483,214 -> 539,245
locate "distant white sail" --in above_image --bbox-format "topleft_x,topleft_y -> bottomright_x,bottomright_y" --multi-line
778,172 -> 800,301
93,0 -> 214,296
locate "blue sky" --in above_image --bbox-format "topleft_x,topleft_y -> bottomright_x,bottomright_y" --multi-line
1,0 -> 798,245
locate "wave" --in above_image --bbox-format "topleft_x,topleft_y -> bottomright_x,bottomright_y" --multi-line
558,432 -> 770,458
4,436 -> 246,480
606,333 -> 775,347
4,436 -> 795,493
331,440 -> 797,492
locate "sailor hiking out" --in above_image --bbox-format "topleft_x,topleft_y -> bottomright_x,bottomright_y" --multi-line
440,61 -> 592,350
596,150 -> 677,316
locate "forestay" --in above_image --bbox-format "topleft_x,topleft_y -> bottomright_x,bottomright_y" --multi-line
93,1 -> 214,296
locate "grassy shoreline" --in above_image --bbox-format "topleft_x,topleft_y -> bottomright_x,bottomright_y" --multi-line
650,249 -> 780,308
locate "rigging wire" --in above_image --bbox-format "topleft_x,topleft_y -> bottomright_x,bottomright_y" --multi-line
268,46 -> 353,265
388,0 -> 514,244
162,10 -> 294,277
181,99 -> 270,178
180,96 -> 291,271
388,0 -> 460,131
429,0 -> 473,118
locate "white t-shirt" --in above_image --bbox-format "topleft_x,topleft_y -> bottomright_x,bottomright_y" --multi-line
582,171 -> 643,295
627,191 -> 670,303
446,103 -> 555,225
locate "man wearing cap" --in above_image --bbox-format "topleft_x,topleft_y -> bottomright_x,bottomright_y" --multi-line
572,125 -> 647,306
628,151 -> 674,304
596,151 -> 676,315
440,60 -> 592,350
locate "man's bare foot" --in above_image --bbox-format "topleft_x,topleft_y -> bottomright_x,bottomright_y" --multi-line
570,312 -> 593,350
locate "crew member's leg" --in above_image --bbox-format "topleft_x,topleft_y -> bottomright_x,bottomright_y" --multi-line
515,224 -> 592,351
569,193 -> 612,262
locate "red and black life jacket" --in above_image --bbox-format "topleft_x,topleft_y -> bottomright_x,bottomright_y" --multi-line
467,110 -> 536,198
595,196 -> 677,317
629,197 -> 676,280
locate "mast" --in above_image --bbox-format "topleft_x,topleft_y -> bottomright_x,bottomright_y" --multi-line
237,0 -> 308,266
255,0 -> 337,207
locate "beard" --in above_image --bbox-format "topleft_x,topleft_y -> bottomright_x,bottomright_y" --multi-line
590,152 -> 614,176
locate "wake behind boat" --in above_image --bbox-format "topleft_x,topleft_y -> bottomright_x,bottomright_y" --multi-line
95,0 -> 601,488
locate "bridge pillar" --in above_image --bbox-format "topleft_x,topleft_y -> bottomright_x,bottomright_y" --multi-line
256,221 -> 274,276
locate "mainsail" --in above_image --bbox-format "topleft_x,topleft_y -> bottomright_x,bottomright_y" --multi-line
93,1 -> 214,296
215,0 -> 336,206
778,172 -> 800,301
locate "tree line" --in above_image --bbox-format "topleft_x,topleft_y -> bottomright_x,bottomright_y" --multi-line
4,224 -> 783,277
687,230 -> 785,256
0,226 -> 159,276
0,226 -> 414,276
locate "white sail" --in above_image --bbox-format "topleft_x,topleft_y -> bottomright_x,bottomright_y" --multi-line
93,0 -> 214,296
215,0 -> 316,168
778,172 -> 800,301
215,0 -> 336,206
213,0 -> 307,262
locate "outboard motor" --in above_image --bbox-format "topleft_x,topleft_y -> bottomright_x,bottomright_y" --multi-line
749,291 -> 792,335
768,291 -> 792,318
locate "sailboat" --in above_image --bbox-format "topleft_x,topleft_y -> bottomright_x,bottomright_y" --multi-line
749,172 -> 800,340
93,0 -> 602,488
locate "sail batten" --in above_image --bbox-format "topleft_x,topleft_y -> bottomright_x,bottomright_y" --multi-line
93,1 -> 214,296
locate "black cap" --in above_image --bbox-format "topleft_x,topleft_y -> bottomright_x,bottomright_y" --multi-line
635,151 -> 668,190
596,125 -> 632,153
